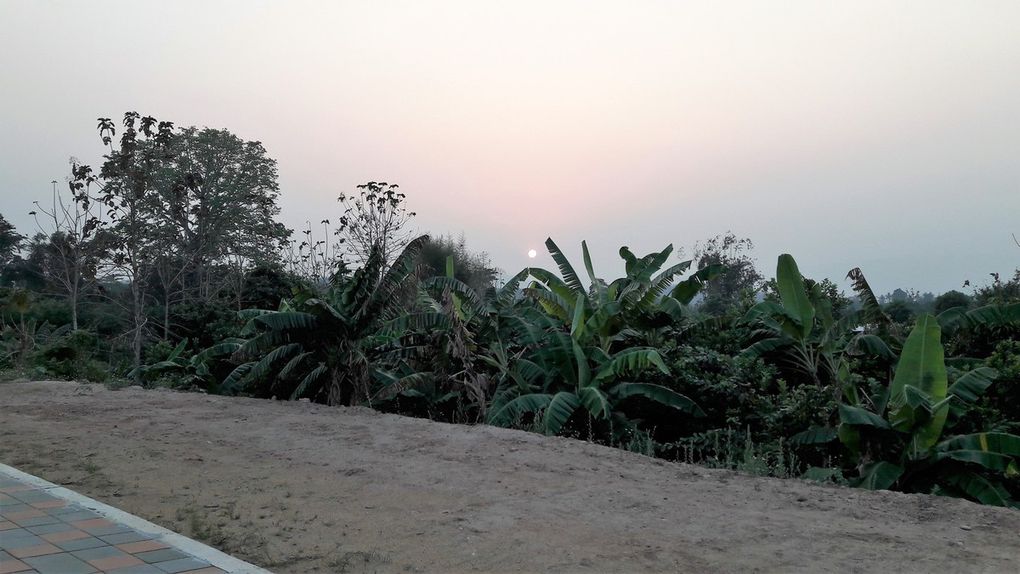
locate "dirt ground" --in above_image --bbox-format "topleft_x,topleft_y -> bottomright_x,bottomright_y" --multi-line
1,381 -> 1019,573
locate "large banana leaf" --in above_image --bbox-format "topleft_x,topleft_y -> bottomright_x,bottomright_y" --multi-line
524,285 -> 573,323
846,267 -> 889,325
889,314 -> 947,452
637,260 -> 694,309
578,386 -> 611,419
856,461 -> 903,490
776,254 -> 814,338
789,426 -> 837,445
424,276 -> 484,316
941,472 -> 1015,507
221,362 -> 255,393
545,238 -> 585,294
254,311 -> 317,332
948,367 -> 998,404
247,342 -> 301,382
496,268 -> 530,307
592,348 -> 669,385
838,404 -> 891,429
935,432 -> 1020,471
277,351 -> 314,380
290,363 -> 328,400
487,393 -> 553,426
610,383 -> 703,416
670,263 -> 725,305
543,391 -> 580,435
527,267 -> 578,303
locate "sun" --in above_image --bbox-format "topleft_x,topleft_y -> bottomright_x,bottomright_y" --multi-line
528,249 -> 537,259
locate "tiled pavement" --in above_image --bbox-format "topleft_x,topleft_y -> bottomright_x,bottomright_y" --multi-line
0,467 -> 269,574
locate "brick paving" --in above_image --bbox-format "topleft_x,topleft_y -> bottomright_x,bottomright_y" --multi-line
0,471 -> 267,574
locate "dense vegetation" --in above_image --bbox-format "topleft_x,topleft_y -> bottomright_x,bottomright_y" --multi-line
2,112 -> 1019,508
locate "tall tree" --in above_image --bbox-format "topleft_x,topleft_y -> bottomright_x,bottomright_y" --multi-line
0,212 -> 23,268
27,179 -> 111,330
693,233 -> 763,316
334,182 -> 415,269
146,127 -> 289,304
72,112 -> 194,379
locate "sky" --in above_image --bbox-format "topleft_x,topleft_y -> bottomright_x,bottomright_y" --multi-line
1,1 -> 1018,294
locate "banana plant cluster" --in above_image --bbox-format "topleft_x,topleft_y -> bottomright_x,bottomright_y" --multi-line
742,254 -> 894,393
836,314 -> 1020,506
218,235 -> 431,404
485,239 -> 713,437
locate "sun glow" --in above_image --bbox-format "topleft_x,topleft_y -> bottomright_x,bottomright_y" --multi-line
528,249 -> 537,259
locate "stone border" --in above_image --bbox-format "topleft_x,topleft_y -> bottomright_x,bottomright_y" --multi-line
0,462 -> 273,573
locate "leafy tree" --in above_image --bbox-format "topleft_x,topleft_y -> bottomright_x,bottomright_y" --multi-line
146,126 -> 290,304
417,234 -> 498,295
883,300 -> 916,324
934,290 -> 971,315
334,182 -> 415,268
974,270 -> 1020,306
0,212 -> 22,268
71,112 -> 196,380
28,180 -> 112,330
692,233 -> 763,316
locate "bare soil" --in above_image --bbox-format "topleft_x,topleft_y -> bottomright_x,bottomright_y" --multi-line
1,380 -> 1018,573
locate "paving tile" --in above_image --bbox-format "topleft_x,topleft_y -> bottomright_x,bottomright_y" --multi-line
0,528 -> 36,540
24,523 -> 75,536
0,472 -> 257,574
26,501 -> 64,511
134,549 -> 189,564
44,505 -> 84,517
1,511 -> 43,523
22,553 -> 97,574
7,493 -> 57,506
0,535 -> 46,551
70,518 -> 131,536
7,544 -> 62,559
52,537 -> 109,552
116,540 -> 168,554
105,565 -> 164,574
7,517 -> 59,529
71,546 -> 130,561
55,510 -> 101,522
0,556 -> 33,574
89,554 -> 145,571
39,530 -> 89,544
152,558 -> 211,574
100,531 -> 154,545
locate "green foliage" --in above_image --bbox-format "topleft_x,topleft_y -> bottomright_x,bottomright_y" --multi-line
837,315 -> 1020,507
9,158 -> 1020,510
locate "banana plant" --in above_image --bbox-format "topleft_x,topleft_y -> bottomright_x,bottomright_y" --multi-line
485,239 -> 707,436
524,238 -> 723,350
129,337 -> 242,391
742,254 -> 894,393
221,235 -> 435,405
836,314 -> 1020,506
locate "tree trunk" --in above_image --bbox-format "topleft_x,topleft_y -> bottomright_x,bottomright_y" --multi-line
163,289 -> 170,340
131,271 -> 145,385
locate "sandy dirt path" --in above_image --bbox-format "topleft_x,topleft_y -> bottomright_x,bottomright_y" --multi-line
1,381 -> 1018,573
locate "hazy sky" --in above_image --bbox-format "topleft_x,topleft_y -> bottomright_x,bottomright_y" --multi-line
2,1 -> 1018,294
